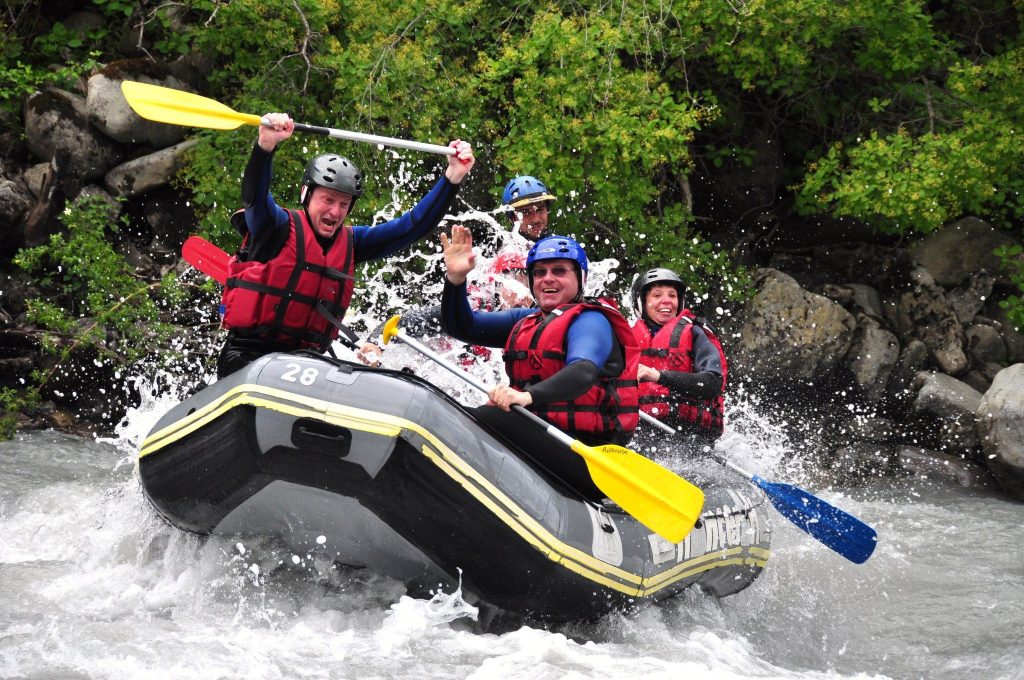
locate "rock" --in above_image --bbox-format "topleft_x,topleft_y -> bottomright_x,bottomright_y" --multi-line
830,442 -> 898,484
976,364 -> 1024,500
948,272 -> 996,325
23,87 -> 124,182
843,414 -> 898,443
909,217 -> 1016,287
897,446 -> 997,489
731,268 -> 857,383
86,62 -> 191,147
20,148 -> 84,249
0,176 -> 33,251
911,371 -> 983,450
20,163 -> 51,198
886,338 -> 930,407
847,283 -> 885,320
965,323 -> 1008,365
960,362 -> 1003,395
893,267 -> 967,374
104,139 -> 198,198
846,315 -> 900,403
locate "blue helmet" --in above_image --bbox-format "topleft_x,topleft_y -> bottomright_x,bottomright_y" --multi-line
502,175 -> 556,208
526,235 -> 588,301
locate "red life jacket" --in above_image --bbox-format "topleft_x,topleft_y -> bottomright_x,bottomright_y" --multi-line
221,209 -> 355,351
631,310 -> 727,437
503,300 -> 640,441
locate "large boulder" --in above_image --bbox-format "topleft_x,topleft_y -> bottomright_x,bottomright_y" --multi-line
976,364 -> 1024,500
86,60 -> 192,147
104,139 -> 198,198
911,371 -> 983,451
909,217 -> 1016,287
23,88 -> 123,182
730,268 -> 857,384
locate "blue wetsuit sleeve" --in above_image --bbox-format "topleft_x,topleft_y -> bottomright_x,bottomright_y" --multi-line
441,279 -> 532,347
525,312 -> 613,404
351,177 -> 460,263
242,143 -> 290,240
564,311 -> 614,367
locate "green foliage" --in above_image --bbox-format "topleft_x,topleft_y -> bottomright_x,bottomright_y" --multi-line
13,194 -> 177,383
997,243 -> 1024,329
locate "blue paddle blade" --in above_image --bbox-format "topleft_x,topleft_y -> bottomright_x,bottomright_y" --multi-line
752,476 -> 878,564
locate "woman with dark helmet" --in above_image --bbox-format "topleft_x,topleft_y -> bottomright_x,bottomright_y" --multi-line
440,226 -> 639,500
630,268 -> 728,453
216,112 -> 475,378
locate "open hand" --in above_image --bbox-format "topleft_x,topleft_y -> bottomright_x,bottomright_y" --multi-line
440,224 -> 477,285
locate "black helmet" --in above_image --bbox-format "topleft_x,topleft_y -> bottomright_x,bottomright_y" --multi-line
630,267 -> 686,313
300,154 -> 364,205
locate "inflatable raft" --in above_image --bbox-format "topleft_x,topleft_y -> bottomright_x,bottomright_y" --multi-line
139,352 -> 771,622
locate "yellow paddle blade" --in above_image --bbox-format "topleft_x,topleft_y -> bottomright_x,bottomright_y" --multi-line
571,441 -> 704,543
381,315 -> 401,345
121,81 -> 263,130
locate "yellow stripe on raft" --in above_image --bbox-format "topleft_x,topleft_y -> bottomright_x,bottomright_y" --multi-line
139,384 -> 769,597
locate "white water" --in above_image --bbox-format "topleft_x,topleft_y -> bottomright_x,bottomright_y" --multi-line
3,163 -> 1022,679
2,405 -> 1020,679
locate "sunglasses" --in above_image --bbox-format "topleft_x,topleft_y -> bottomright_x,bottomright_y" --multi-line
514,203 -> 549,218
530,265 -> 573,278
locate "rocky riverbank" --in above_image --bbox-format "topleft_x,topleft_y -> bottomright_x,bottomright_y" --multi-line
1,50 -> 1023,501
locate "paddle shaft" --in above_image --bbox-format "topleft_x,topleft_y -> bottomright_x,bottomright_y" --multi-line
121,81 -> 454,156
386,324 -> 575,447
280,120 -> 455,156
639,411 -> 751,477
639,410 -> 878,563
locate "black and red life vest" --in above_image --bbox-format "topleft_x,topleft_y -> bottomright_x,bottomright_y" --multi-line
221,209 -> 355,351
631,310 -> 727,438
503,300 -> 640,441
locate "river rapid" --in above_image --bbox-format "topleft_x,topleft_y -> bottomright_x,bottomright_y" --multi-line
1,384 -> 1021,680
2,192 -> 1022,679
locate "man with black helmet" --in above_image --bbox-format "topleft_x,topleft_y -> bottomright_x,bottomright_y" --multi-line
216,112 -> 474,377
629,268 -> 727,453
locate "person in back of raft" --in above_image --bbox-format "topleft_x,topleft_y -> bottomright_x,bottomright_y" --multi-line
630,268 -> 727,455
440,225 -> 639,500
216,113 -> 475,378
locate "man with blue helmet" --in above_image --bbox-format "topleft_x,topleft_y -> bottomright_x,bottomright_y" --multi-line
502,175 -> 556,241
440,225 -> 639,500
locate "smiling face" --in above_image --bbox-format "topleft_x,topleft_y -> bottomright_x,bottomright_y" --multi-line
530,258 -> 580,312
306,187 -> 354,239
511,201 -> 550,241
643,284 -> 680,325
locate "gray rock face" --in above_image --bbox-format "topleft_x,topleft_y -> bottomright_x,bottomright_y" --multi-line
104,139 -> 198,198
897,446 -> 996,489
912,371 -> 983,450
732,268 -> 856,382
976,364 -> 1024,500
24,88 -> 123,182
909,216 -> 1016,287
846,315 -> 900,403
86,71 -> 190,148
893,268 -> 967,375
966,323 -> 1008,365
